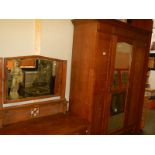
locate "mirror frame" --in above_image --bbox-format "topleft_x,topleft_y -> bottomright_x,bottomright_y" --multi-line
3,55 -> 67,104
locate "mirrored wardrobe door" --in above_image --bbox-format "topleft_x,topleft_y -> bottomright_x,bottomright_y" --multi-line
108,41 -> 133,133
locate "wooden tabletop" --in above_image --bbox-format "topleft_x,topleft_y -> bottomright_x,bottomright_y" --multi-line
0,113 -> 90,135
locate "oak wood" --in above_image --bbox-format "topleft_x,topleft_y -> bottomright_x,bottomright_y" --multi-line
128,19 -> 153,31
3,99 -> 67,126
0,55 -> 68,130
69,21 -> 98,123
134,34 -> 152,132
0,113 -> 90,135
70,19 -> 152,134
60,61 -> 67,98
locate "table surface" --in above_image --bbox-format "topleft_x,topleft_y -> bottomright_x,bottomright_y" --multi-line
0,113 -> 90,135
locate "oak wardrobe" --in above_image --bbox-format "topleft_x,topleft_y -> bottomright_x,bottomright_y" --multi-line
69,20 -> 152,134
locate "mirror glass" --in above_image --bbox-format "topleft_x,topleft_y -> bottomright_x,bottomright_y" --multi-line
5,57 -> 60,101
108,42 -> 133,133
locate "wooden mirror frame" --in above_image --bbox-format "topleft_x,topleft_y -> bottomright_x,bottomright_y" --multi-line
3,55 -> 67,104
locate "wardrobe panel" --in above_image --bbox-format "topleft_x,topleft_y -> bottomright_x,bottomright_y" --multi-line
91,32 -> 113,134
70,21 -> 98,122
126,43 -> 148,127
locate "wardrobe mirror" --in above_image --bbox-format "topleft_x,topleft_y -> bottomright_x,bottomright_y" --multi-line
108,42 -> 133,133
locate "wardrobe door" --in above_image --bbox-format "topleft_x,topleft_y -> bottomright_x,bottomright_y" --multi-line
107,40 -> 133,134
91,32 -> 113,134
125,40 -> 149,131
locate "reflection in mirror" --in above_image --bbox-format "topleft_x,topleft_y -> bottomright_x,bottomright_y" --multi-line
6,58 -> 59,101
110,92 -> 126,115
112,71 -> 119,89
108,42 -> 133,133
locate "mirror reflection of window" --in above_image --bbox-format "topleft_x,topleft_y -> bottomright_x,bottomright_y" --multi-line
115,42 -> 132,69
108,42 -> 133,133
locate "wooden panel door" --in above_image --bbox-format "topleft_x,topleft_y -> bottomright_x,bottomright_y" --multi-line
91,32 -> 113,134
125,40 -> 150,132
69,21 -> 98,123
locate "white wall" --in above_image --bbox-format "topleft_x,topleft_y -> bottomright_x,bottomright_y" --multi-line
0,19 -> 74,100
40,20 -> 74,100
0,20 -> 35,57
